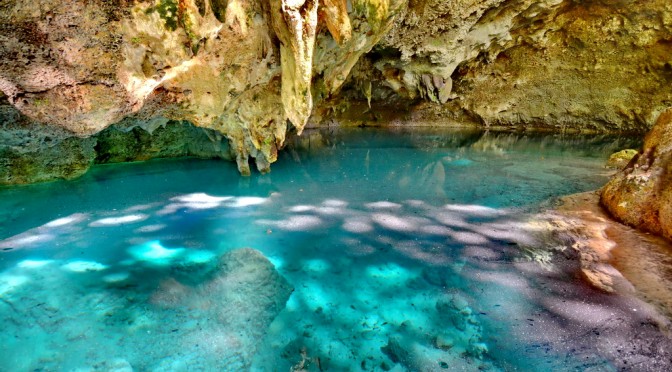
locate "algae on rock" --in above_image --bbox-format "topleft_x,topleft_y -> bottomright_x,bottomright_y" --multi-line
1,0 -> 672,183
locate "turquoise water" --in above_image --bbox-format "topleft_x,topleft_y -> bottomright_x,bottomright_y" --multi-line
0,129 -> 665,371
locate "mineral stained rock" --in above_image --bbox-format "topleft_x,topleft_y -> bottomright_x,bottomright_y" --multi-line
0,103 -> 232,184
0,0 -> 671,182
602,108 -> 672,241
340,0 -> 672,131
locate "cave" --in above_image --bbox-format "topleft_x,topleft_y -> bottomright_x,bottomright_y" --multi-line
1,0 -> 672,370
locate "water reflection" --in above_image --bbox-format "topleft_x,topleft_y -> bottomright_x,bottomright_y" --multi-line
0,128 -> 664,371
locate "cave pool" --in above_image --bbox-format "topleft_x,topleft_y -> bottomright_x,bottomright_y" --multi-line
1,128 -> 669,371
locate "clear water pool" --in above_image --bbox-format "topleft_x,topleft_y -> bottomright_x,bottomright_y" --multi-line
1,128 -> 666,371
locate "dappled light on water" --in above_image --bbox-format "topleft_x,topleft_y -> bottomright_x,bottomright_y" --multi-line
0,129 -> 668,371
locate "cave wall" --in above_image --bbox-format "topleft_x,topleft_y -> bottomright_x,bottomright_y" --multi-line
333,0 -> 672,131
0,0 -> 671,184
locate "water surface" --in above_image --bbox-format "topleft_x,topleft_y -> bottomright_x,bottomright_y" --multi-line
2,128 -> 666,371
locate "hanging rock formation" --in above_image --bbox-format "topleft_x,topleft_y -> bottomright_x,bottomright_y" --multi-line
0,0 -> 671,183
337,0 -> 672,131
270,0 -> 319,135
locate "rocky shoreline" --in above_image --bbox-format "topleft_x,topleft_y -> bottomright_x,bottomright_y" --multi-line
542,190 -> 672,324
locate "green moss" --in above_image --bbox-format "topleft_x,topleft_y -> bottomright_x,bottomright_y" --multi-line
178,8 -> 199,55
94,121 -> 232,164
33,98 -> 50,106
0,137 -> 96,185
606,148 -> 638,168
145,0 -> 200,54
146,0 -> 179,31
353,0 -> 389,32
210,0 -> 228,23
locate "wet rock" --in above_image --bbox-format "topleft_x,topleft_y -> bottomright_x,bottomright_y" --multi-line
0,103 -> 233,184
544,191 -> 672,316
436,294 -> 472,331
0,247 -> 293,371
94,119 -> 232,164
433,335 -> 454,351
601,108 -> 672,241
149,248 -> 294,369
0,135 -> 96,185
606,149 -> 638,169
0,104 -> 96,184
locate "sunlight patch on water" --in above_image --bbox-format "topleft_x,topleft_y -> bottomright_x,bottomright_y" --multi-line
0,274 -> 29,295
0,233 -> 54,249
371,213 -> 418,232
288,205 -> 314,212
128,240 -> 185,265
173,193 -> 232,205
444,204 -> 506,216
135,224 -> 167,233
257,215 -> 323,231
102,272 -> 131,283
44,213 -> 88,228
0,129 -> 657,371
366,263 -> 416,283
184,250 -> 217,264
228,196 -> 268,208
342,217 -> 374,233
17,259 -> 54,269
89,214 -> 148,227
303,259 -> 331,273
61,260 -> 109,273
365,201 -> 403,209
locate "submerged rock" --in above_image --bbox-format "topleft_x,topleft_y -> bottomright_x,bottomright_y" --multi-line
149,247 -> 294,370
601,108 -> 672,241
147,248 -> 295,366
0,247 -> 293,371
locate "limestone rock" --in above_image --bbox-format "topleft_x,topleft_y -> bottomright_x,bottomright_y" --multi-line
601,108 -> 672,241
1,0 -> 671,183
270,0 -> 319,134
320,0 -> 352,45
0,102 -> 232,185
335,0 -> 672,132
606,149 -> 638,169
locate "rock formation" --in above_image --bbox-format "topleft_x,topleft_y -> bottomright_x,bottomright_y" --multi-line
0,0 -> 671,183
0,246 -> 294,370
602,108 -> 672,241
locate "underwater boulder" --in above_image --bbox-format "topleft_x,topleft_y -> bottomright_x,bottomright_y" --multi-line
147,247 -> 294,370
0,247 -> 294,371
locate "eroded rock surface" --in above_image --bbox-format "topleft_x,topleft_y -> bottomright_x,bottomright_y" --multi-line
0,103 -> 232,184
1,0 -> 671,182
337,0 -> 672,131
602,108 -> 672,241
